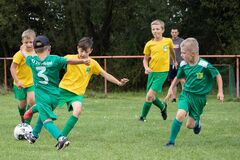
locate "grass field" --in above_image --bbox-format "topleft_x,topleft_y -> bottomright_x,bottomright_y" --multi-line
0,91 -> 240,160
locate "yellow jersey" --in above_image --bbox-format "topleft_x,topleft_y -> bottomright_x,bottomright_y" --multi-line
144,37 -> 174,72
59,54 -> 103,95
12,51 -> 34,87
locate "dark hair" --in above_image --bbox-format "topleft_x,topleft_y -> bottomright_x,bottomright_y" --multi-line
171,26 -> 180,32
77,37 -> 93,50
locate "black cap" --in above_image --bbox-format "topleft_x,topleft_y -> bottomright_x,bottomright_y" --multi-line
33,35 -> 50,49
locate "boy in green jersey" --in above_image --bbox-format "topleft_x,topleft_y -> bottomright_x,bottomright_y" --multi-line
24,37 -> 129,138
139,19 -> 177,122
22,35 -> 90,150
10,29 -> 36,124
164,38 -> 224,147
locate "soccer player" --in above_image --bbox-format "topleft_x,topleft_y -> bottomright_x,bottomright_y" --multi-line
22,35 -> 90,150
139,19 -> 177,122
164,38 -> 224,147
10,29 -> 36,124
24,37 -> 129,137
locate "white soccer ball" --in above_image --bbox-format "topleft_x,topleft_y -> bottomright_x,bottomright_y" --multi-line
13,123 -> 33,140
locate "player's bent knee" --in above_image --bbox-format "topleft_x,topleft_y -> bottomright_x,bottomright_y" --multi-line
186,123 -> 194,129
73,106 -> 82,117
176,112 -> 186,122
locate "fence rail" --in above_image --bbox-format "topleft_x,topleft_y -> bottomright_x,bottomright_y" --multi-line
1,55 -> 239,97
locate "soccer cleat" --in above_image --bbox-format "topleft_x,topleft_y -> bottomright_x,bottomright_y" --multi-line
193,121 -> 201,134
24,132 -> 37,144
56,136 -> 70,150
161,102 -> 168,120
165,141 -> 175,148
23,107 -> 33,120
139,116 -> 146,122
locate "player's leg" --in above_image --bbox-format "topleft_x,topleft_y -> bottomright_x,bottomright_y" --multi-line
24,89 -> 35,124
13,85 -> 27,122
139,89 -> 155,121
62,101 -> 82,136
151,72 -> 168,119
18,100 -> 27,123
187,94 -> 206,134
186,117 -> 201,134
165,109 -> 187,147
165,92 -> 189,147
25,115 -> 43,144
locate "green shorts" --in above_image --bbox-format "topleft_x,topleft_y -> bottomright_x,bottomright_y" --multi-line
57,88 -> 84,112
35,90 -> 59,121
146,72 -> 168,93
13,85 -> 35,101
178,91 -> 207,121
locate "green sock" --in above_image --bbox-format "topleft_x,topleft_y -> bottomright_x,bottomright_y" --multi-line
18,106 -> 25,123
43,121 -> 62,140
152,97 -> 164,111
24,105 -> 32,125
169,118 -> 183,143
194,120 -> 199,128
62,115 -> 78,136
32,105 -> 38,113
140,102 -> 152,118
32,117 -> 43,138
18,106 -> 25,116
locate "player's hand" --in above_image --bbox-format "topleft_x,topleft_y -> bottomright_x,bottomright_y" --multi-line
118,78 -> 129,86
82,59 -> 90,66
173,61 -> 178,69
164,89 -> 173,102
16,81 -> 24,89
20,45 -> 26,53
144,67 -> 152,74
217,92 -> 224,103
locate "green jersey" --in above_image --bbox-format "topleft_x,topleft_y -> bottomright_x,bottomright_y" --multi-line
26,55 -> 67,96
177,58 -> 219,95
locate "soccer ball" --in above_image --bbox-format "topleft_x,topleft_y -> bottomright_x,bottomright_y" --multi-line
13,123 -> 33,140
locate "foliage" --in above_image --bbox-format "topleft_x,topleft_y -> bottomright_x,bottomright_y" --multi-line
1,0 -> 239,90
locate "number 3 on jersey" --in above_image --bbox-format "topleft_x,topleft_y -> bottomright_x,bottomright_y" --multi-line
36,66 -> 49,84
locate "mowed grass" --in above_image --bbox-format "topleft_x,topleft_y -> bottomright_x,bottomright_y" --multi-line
0,91 -> 240,160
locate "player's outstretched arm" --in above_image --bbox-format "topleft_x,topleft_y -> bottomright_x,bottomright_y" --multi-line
164,77 -> 180,102
100,70 -> 129,86
216,74 -> 224,103
66,58 -> 90,65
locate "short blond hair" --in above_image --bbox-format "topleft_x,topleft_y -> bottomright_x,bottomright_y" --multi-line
151,19 -> 165,30
21,29 -> 36,40
180,37 -> 199,55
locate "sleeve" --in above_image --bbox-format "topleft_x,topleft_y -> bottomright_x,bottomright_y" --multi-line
92,60 -> 104,75
169,39 -> 174,49
12,51 -> 23,64
57,56 -> 67,69
143,42 -> 150,56
176,66 -> 185,79
207,63 -> 220,78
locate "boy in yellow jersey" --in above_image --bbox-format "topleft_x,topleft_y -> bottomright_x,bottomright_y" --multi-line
139,20 -> 177,122
24,37 -> 129,138
10,29 -> 36,124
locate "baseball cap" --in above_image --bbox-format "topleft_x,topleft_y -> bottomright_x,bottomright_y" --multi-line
33,35 -> 50,49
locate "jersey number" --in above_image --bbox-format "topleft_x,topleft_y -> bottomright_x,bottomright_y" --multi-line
36,66 -> 49,84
